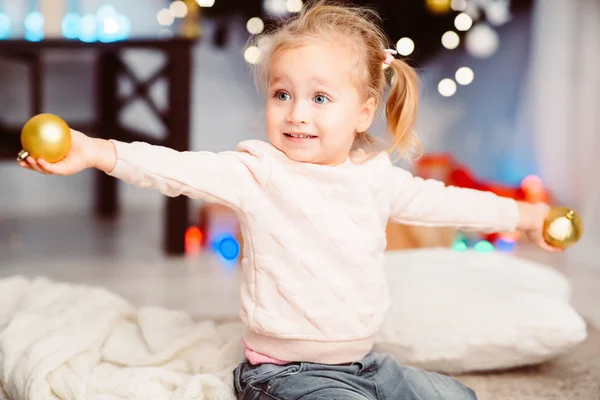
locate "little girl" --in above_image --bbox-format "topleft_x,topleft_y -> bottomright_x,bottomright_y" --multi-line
20,1 -> 557,398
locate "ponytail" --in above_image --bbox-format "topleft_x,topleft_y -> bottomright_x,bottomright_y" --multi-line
385,59 -> 421,159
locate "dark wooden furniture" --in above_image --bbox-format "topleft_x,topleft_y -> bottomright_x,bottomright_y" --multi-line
0,36 -> 197,255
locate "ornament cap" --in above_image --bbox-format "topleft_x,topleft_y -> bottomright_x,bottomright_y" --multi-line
566,209 -> 575,219
17,150 -> 29,162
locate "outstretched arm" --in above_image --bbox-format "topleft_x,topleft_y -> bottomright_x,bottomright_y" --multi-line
388,166 -> 519,233
387,166 -> 559,251
19,130 -> 256,210
103,140 -> 255,209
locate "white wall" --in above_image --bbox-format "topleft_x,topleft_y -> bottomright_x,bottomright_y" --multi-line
525,0 -> 600,267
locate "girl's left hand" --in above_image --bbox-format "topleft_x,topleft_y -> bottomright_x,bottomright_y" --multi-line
517,202 -> 563,252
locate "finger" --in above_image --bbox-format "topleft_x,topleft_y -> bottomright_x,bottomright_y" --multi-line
37,158 -> 57,174
26,156 -> 50,175
539,240 -> 563,252
25,156 -> 43,173
18,161 -> 34,171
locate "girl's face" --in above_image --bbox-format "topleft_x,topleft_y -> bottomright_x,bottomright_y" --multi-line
265,41 -> 376,165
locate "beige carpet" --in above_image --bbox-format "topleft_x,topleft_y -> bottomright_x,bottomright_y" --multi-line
455,325 -> 600,400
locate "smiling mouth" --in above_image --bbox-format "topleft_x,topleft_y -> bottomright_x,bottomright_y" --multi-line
284,133 -> 317,139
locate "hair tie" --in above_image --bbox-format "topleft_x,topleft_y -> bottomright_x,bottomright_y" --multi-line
383,49 -> 397,65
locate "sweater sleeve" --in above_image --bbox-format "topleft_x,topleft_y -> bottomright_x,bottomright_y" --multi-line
388,166 -> 519,232
106,140 -> 254,210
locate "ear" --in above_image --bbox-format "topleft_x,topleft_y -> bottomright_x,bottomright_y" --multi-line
356,96 -> 377,133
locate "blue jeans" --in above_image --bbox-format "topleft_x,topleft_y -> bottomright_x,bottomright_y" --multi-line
233,352 -> 476,400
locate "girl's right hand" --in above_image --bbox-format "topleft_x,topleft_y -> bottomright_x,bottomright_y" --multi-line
17,129 -> 116,175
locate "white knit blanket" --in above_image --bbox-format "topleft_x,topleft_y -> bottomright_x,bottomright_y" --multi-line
0,250 -> 584,399
0,276 -> 244,400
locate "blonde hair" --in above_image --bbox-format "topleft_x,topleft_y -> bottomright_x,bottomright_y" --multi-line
252,0 -> 421,159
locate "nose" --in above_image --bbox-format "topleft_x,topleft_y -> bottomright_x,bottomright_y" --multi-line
287,99 -> 311,124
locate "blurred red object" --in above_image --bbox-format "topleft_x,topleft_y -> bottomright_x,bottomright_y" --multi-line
185,226 -> 203,256
414,154 -> 549,203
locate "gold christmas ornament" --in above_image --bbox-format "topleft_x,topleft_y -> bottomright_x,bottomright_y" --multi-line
180,0 -> 201,39
543,207 -> 583,249
17,114 -> 71,163
425,0 -> 452,14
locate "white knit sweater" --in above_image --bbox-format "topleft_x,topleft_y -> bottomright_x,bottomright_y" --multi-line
108,139 -> 519,364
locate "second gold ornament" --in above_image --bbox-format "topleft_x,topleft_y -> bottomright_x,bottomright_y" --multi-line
17,114 -> 72,163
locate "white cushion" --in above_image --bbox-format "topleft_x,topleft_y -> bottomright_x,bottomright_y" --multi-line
374,248 -> 587,373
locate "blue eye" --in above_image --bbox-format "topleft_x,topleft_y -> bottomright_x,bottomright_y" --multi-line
314,94 -> 329,104
276,91 -> 291,101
